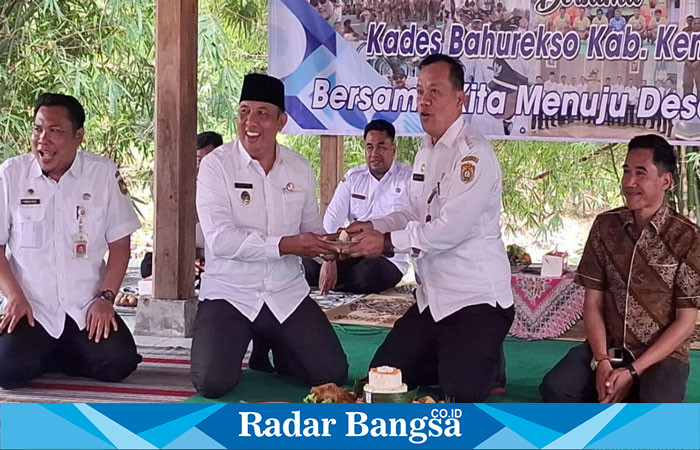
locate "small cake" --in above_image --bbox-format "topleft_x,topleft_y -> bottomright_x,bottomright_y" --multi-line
366,366 -> 408,393
364,366 -> 409,402
339,229 -> 351,242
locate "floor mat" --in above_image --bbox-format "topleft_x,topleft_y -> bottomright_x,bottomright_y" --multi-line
0,345 -> 196,403
325,288 -> 415,328
186,330 -> 700,404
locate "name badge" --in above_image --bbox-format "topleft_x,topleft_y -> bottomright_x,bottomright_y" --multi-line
20,198 -> 40,205
351,193 -> 366,200
234,182 -> 253,189
412,173 -> 425,182
73,232 -> 89,259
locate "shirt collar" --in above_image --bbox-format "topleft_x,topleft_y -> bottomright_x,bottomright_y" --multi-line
28,151 -> 83,180
621,204 -> 670,234
422,116 -> 465,151
235,140 -> 283,169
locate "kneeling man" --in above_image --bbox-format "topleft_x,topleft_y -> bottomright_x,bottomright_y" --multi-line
192,73 -> 348,398
0,93 -> 142,388
303,119 -> 411,294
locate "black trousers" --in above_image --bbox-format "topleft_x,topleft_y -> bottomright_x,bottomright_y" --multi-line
540,343 -> 690,402
370,302 -> 514,402
302,256 -> 403,294
0,314 -> 141,389
190,298 -> 348,398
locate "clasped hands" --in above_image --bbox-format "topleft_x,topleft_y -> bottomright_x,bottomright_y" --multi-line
596,360 -> 635,403
279,221 -> 386,261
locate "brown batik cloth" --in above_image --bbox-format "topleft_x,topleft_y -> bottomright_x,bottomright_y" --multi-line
575,205 -> 700,363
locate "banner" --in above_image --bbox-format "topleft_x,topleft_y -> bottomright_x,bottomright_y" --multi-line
269,0 -> 700,145
3,403 -> 700,449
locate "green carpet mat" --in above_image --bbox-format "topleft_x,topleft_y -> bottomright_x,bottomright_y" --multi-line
186,325 -> 700,403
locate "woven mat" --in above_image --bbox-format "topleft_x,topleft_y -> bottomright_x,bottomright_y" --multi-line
0,345 -> 198,403
325,286 -> 415,328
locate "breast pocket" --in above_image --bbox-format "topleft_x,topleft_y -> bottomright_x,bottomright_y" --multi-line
350,195 -> 369,222
282,190 -> 306,231
409,176 -> 425,200
647,260 -> 679,289
81,206 -> 107,240
14,207 -> 46,249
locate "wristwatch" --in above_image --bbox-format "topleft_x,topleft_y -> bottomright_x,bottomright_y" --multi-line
99,290 -> 116,304
626,363 -> 640,382
590,355 -> 610,371
382,233 -> 395,258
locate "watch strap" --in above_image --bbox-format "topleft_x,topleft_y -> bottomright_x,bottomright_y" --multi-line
99,290 -> 116,304
382,233 -> 395,258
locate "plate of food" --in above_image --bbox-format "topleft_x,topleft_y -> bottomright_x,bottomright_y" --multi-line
507,244 -> 531,273
322,229 -> 358,250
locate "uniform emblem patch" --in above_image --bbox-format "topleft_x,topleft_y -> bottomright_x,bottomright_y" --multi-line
461,163 -> 475,183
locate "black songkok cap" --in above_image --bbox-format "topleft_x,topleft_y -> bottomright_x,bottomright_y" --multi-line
239,73 -> 286,112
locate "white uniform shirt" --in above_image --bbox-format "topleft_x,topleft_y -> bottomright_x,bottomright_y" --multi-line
0,152 -> 141,338
625,86 -> 639,105
543,80 -> 558,93
196,140 -> 324,323
372,117 -> 513,321
323,161 -> 412,274
612,83 -> 625,104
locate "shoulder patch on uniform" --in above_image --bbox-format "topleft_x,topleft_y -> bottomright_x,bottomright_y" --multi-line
340,176 -> 346,183
461,156 -> 479,164
460,160 -> 476,183
115,170 -> 128,195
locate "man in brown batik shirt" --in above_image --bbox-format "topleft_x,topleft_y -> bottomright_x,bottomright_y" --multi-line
540,134 -> 700,403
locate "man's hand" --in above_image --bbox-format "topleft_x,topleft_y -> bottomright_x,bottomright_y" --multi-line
86,298 -> 118,343
346,221 -> 374,236
601,367 -> 634,403
595,359 -> 613,402
343,230 -> 385,258
319,260 -> 338,295
0,293 -> 35,334
194,258 -> 205,278
279,233 -> 341,259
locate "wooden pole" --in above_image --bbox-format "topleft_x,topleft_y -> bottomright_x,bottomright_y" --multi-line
153,0 -> 198,300
319,135 -> 345,215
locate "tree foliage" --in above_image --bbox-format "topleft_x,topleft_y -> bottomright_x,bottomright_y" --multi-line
0,0 -> 661,239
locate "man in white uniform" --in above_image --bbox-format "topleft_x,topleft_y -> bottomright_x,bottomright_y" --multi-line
0,93 -> 142,388
543,72 -> 559,128
346,55 -> 514,402
192,74 -> 348,398
304,119 -> 411,295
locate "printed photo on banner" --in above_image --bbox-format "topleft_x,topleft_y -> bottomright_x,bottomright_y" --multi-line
270,0 -> 700,144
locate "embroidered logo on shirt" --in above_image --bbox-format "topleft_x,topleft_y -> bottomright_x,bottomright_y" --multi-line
241,191 -> 251,205
234,182 -> 253,189
351,193 -> 366,200
460,156 -> 479,183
